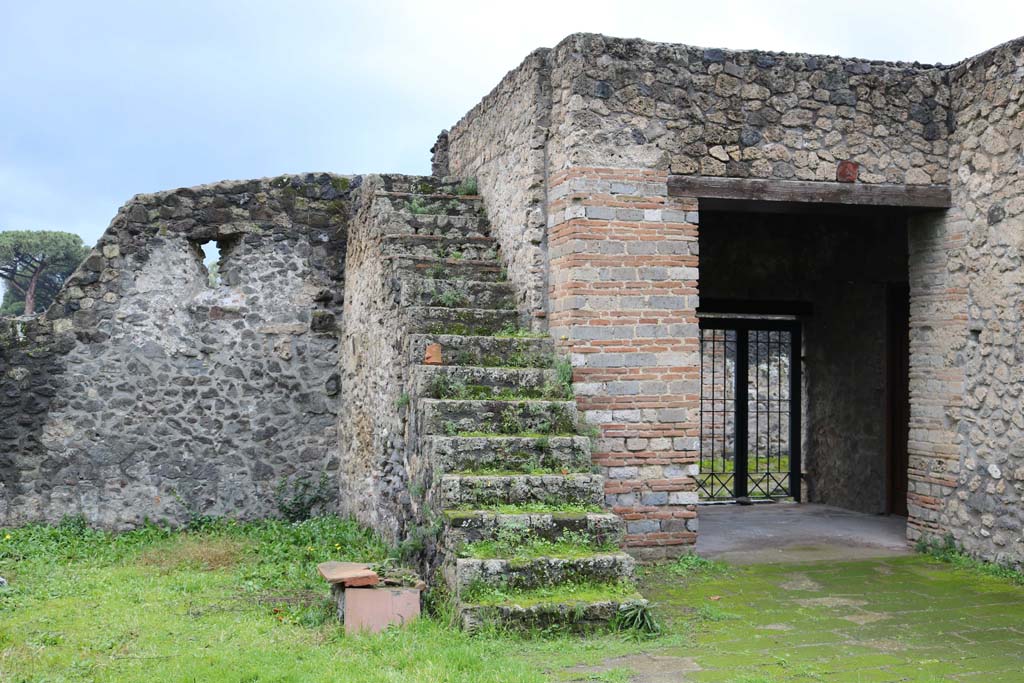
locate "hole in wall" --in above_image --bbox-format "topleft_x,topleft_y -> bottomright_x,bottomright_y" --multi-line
200,241 -> 222,287
191,236 -> 240,288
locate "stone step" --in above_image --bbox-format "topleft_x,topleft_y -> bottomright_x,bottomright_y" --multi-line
442,510 -> 625,548
407,334 -> 554,368
381,234 -> 497,261
422,435 -> 592,474
458,597 -> 648,633
447,553 -> 635,593
437,473 -> 604,508
392,256 -> 506,282
379,193 -> 486,218
404,213 -> 491,239
378,174 -> 477,196
411,365 -> 558,400
400,277 -> 515,311
405,307 -> 519,337
376,210 -> 491,239
418,398 -> 578,436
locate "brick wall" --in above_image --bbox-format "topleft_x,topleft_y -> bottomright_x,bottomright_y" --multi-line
546,167 -> 700,560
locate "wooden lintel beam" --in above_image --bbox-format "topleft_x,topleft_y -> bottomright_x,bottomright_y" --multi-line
667,176 -> 951,209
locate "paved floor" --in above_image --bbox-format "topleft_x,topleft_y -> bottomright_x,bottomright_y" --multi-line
633,555 -> 1024,682
569,505 -> 1023,682
694,502 -> 912,564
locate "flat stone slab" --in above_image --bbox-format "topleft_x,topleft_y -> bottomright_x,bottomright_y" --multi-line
317,561 -> 379,587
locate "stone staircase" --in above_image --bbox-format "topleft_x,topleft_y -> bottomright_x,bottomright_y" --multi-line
374,175 -> 646,632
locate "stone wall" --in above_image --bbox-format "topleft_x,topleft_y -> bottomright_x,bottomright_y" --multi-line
1,174 -> 350,528
699,211 -> 908,514
908,37 -> 1024,567
445,49 -> 553,328
336,175 -> 414,544
545,33 -> 951,185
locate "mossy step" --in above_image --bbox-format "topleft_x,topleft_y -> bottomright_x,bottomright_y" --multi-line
442,509 -> 624,548
458,597 -> 648,633
380,194 -> 486,217
407,334 -> 554,368
381,234 -> 497,261
400,277 -> 516,311
378,174 -> 471,195
405,306 -> 519,336
399,214 -> 491,240
372,203 -> 489,237
392,255 -> 505,282
437,472 -> 604,508
412,365 -> 558,399
422,435 -> 591,474
448,553 -> 635,593
419,398 -> 578,436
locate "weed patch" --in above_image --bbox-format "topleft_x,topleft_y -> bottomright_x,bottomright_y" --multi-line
137,536 -> 247,572
916,533 -> 1024,584
459,527 -> 616,561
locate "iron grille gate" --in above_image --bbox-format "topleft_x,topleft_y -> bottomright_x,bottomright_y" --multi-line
697,318 -> 802,501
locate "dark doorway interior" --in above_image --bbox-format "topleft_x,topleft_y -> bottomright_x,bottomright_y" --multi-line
886,284 -> 910,516
698,207 -> 910,516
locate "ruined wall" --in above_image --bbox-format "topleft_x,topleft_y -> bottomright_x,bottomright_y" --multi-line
699,212 -> 907,514
445,49 -> 553,328
908,38 -> 1024,567
336,175 -> 413,543
1,175 -> 349,528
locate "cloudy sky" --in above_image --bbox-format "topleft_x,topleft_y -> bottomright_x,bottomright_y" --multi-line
1,0 -> 1022,246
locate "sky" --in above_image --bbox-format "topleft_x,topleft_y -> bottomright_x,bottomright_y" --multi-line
1,0 -> 1022,247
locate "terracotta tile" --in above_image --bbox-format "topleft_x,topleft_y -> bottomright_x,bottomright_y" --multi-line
344,587 -> 421,634
317,561 -> 379,587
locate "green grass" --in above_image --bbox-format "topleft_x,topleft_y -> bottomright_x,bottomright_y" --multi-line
493,323 -> 546,339
455,430 -> 578,438
453,177 -> 479,196
697,454 -> 793,499
3,519 -> 1024,681
452,466 -> 581,477
638,553 -> 1024,682
462,579 -> 640,608
458,527 -> 617,561
662,552 -> 730,577
916,533 -> 1024,584
429,378 -> 566,402
0,517 -> 675,682
448,502 -> 604,515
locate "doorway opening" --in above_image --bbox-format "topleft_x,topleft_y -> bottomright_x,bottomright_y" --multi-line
697,204 -> 911,518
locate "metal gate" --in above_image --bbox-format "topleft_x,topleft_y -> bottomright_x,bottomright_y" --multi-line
697,318 -> 801,501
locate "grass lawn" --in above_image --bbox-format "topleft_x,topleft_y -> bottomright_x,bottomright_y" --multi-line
2,517 -> 1023,682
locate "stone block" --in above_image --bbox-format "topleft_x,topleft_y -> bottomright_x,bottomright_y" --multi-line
344,587 -> 421,634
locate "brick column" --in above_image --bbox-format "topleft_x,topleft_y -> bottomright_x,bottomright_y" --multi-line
547,167 -> 701,561
906,210 -> 968,542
